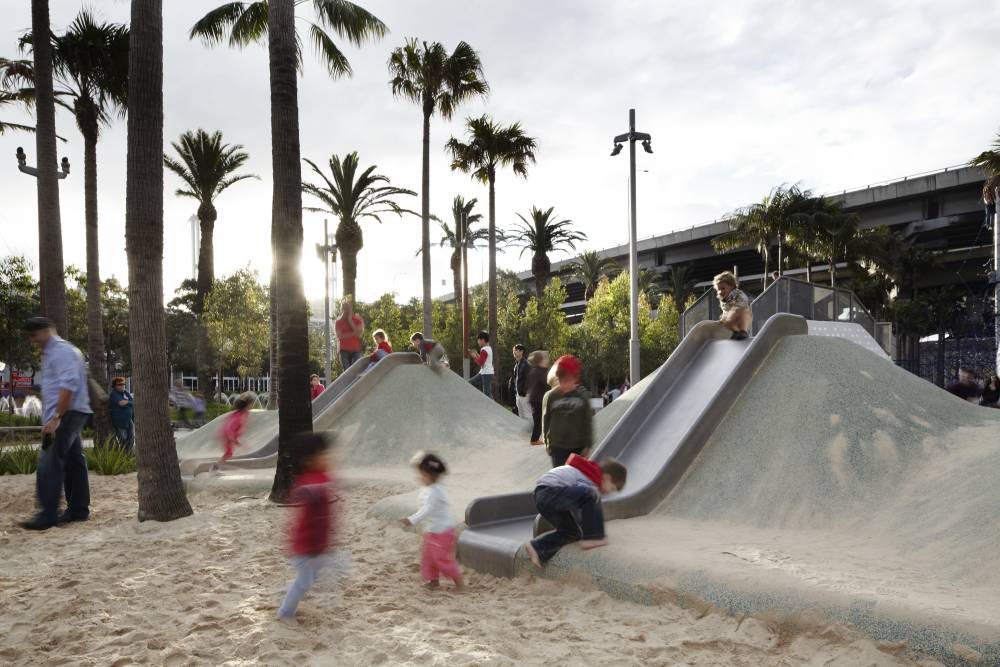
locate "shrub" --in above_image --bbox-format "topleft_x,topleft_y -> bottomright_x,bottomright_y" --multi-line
1,444 -> 39,475
84,442 -> 136,475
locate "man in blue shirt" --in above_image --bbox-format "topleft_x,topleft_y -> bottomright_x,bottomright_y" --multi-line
18,317 -> 93,530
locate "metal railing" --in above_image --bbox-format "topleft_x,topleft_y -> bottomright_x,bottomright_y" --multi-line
681,276 -> 892,355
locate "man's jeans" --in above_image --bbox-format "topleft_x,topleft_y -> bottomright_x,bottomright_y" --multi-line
340,350 -> 363,372
114,422 -> 135,453
35,410 -> 90,525
529,484 -> 605,563
469,373 -> 494,399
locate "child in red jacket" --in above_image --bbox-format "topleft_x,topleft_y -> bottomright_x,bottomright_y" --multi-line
277,433 -> 338,621
211,395 -> 251,472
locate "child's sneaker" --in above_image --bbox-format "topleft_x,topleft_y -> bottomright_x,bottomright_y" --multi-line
731,330 -> 749,341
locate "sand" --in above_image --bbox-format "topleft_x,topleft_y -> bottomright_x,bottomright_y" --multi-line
0,473 -> 938,666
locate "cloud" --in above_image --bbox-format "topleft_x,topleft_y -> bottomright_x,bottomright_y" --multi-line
1,0 -> 998,304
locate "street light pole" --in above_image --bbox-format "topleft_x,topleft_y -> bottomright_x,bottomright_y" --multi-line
610,109 -> 652,385
460,208 -> 471,380
315,221 -> 336,384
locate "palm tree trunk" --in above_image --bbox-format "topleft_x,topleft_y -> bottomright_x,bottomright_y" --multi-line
267,262 -> 278,409
31,0 -> 67,336
451,249 -> 461,306
195,202 -> 217,401
126,0 -> 192,522
420,107 -> 433,336
487,170 -> 497,387
82,121 -> 111,444
268,0 -> 313,504
340,247 -> 358,302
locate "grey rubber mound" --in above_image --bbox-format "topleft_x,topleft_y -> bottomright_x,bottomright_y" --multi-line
327,364 -> 537,471
662,334 -> 1000,581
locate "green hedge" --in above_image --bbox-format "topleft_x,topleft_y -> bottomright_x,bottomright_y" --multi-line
0,445 -> 38,475
0,442 -> 136,475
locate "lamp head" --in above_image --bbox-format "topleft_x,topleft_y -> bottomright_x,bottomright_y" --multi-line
641,139 -> 653,154
60,156 -> 70,174
16,147 -> 26,166
610,143 -> 623,157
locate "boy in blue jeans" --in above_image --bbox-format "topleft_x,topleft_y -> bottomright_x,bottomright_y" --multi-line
523,453 -> 627,567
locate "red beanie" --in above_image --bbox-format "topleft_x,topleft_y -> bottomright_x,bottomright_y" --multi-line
555,354 -> 582,379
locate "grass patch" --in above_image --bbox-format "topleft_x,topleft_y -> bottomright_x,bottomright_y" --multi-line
0,444 -> 39,475
84,442 -> 136,475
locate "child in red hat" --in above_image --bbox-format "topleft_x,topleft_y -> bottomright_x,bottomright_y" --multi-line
541,355 -> 594,467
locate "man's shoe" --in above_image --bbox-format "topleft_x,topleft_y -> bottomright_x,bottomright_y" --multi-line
731,330 -> 749,341
56,513 -> 89,526
18,519 -> 54,531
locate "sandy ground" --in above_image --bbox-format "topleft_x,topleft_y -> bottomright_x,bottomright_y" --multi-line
0,474 -> 940,667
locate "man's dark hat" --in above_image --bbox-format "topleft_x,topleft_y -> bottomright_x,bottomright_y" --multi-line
21,316 -> 54,332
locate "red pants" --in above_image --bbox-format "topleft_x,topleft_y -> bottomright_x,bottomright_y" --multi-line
420,529 -> 461,582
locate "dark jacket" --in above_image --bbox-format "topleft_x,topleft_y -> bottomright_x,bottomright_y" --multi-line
542,385 -> 593,452
510,358 -> 529,397
109,389 -> 134,429
526,365 -> 550,404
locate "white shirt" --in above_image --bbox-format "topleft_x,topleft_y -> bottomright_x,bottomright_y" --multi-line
407,483 -> 455,533
478,345 -> 494,375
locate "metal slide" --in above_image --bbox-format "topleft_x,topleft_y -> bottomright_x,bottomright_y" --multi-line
458,314 -> 808,577
178,352 -> 421,475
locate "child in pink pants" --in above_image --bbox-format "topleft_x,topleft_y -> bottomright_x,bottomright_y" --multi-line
400,452 -> 464,590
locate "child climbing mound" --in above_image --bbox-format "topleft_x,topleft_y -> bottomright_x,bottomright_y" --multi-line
524,453 -> 627,568
409,332 -> 446,371
277,433 -> 339,621
400,452 -> 464,591
714,271 -> 752,340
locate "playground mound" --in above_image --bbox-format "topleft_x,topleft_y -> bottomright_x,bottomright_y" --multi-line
527,335 -> 1000,664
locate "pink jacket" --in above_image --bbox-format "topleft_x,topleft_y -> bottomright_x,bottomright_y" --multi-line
222,408 -> 248,445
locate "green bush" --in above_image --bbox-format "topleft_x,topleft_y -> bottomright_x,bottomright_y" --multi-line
0,412 -> 42,427
0,445 -> 39,475
84,442 -> 136,475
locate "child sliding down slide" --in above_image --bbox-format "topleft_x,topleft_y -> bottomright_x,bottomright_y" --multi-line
714,271 -> 752,340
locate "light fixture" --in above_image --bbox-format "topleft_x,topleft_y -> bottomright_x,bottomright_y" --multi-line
641,139 -> 653,154
610,143 -> 623,157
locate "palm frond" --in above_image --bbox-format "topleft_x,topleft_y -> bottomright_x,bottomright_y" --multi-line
308,22 -> 351,78
190,2 -> 249,45
312,0 -> 387,47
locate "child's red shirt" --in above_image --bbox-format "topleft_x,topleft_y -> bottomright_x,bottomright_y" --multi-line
288,470 -> 335,556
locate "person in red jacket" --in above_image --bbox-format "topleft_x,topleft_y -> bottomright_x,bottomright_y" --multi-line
523,453 -> 627,567
277,433 -> 338,621
369,329 -> 393,363
211,395 -> 251,472
309,374 -> 324,400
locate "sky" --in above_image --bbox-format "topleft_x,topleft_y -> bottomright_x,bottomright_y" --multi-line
1,0 -> 999,305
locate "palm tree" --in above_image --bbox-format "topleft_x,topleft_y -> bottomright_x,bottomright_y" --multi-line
164,129 -> 257,401
125,0 -> 192,521
190,0 -> 386,422
267,0 -> 316,503
969,131 -> 1000,203
28,0 -> 67,336
637,267 -> 662,306
388,39 -> 488,336
302,151 -> 416,299
712,185 -> 806,288
969,131 -> 1000,374
795,198 -> 863,287
0,83 -> 36,135
434,196 -> 487,301
510,206 -> 585,298
191,0 -> 386,76
446,116 -> 537,351
11,11 -> 129,444
665,263 -> 696,312
568,250 -> 618,300
55,13 -> 127,445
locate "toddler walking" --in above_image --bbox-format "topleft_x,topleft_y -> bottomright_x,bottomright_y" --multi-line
211,395 -> 251,472
277,433 -> 338,621
400,452 -> 464,590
